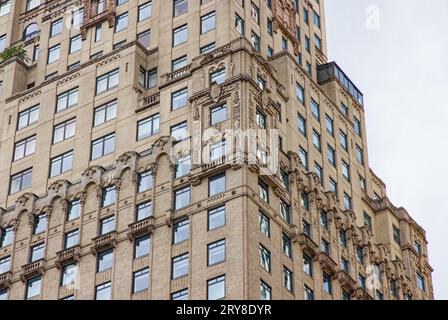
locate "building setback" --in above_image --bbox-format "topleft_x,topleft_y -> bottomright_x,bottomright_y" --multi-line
0,0 -> 433,300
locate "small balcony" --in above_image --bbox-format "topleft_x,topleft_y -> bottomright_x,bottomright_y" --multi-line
55,245 -> 81,268
316,252 -> 338,275
137,92 -> 160,112
297,233 -> 319,257
0,272 -> 13,289
91,231 -> 117,254
128,217 -> 155,240
336,270 -> 356,293
161,65 -> 191,87
21,259 -> 46,281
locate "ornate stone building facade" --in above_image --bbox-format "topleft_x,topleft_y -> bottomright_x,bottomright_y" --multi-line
0,0 -> 433,300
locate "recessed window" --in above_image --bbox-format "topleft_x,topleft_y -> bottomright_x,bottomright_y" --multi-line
321,239 -> 330,255
341,160 -> 350,181
327,145 -> 335,166
312,130 -> 321,151
393,225 -> 401,245
0,255 -> 11,275
250,2 -> 259,24
282,233 -> 292,258
207,275 -> 225,300
210,104 -> 226,125
356,145 -> 364,164
301,192 -> 310,211
172,253 -> 189,279
201,11 -> 215,34
173,219 -> 189,244
210,140 -> 226,161
18,105 -> 39,130
251,31 -> 260,52
97,249 -> 113,273
343,192 -> 352,210
96,69 -> 119,95
136,201 -> 152,221
323,272 -> 332,294
260,281 -> 271,300
134,235 -> 151,259
95,282 -> 111,300
280,200 -> 290,224
325,114 -> 334,135
303,253 -> 313,277
208,206 -> 225,231
0,227 -> 14,248
259,212 -> 270,237
172,289 -> 188,300
53,118 -> 76,144
299,147 -> 308,169
320,210 -> 328,229
64,229 -> 79,249
137,29 -> 151,48
416,273 -> 425,291
50,19 -> 63,37
304,285 -> 314,300
283,267 -> 293,292
339,229 -> 347,247
171,87 -> 188,110
209,173 -> 226,196
173,24 -> 187,47
137,114 -> 160,140
13,135 -> 36,161
30,242 -> 45,262
137,171 -> 153,193
235,14 -> 244,35
311,99 -> 320,119
100,216 -> 115,235
170,121 -> 188,142
94,100 -> 117,126
47,44 -> 60,64
26,276 -> 41,300
173,0 -> 187,16
208,239 -> 225,266
339,130 -> 348,151
101,186 -> 116,207
69,35 -> 82,54
174,155 -> 191,179
50,151 -> 73,177
115,12 -> 128,32
10,168 -> 32,194
259,245 -> 271,272
61,264 -> 77,287
56,87 -> 79,113
133,268 -> 149,293
296,83 -> 304,103
138,2 -> 152,21
91,133 -> 115,160
297,114 -> 306,136
172,55 -> 188,71
210,68 -> 225,85
200,42 -> 215,54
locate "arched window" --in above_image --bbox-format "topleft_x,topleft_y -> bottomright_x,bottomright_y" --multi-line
23,23 -> 39,41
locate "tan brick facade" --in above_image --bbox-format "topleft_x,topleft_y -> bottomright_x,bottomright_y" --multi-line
0,0 -> 433,300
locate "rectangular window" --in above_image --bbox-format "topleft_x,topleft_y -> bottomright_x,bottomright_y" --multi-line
137,29 -> 151,48
208,206 -> 225,231
323,272 -> 332,294
10,168 -> 32,194
95,282 -> 111,300
56,87 -> 79,113
94,100 -> 117,126
251,31 -> 260,52
137,114 -> 160,140
341,160 -> 350,181
173,24 -> 188,46
312,130 -> 321,151
47,44 -> 61,64
416,273 -> 425,291
207,275 -> 225,300
320,210 -> 328,229
301,192 -> 310,211
173,187 -> 190,210
296,83 -> 304,103
136,202 -> 152,221
250,2 -> 259,24
53,118 -> 76,144
258,180 -> 269,203
96,69 -> 119,95
280,199 -> 290,224
101,186 -> 116,207
69,35 -> 82,54
171,88 -> 188,110
259,212 -> 270,237
172,253 -> 189,279
321,239 -> 330,255
304,285 -> 314,300
138,2 -> 152,21
364,212 -> 372,231
260,281 -> 271,300
209,173 -> 226,196
200,42 -> 215,54
137,171 -> 153,193
311,99 -> 320,119
95,25 -> 102,42
201,11 -> 215,34
339,130 -> 348,151
354,117 -> 362,136
210,68 -> 226,85
299,147 -> 308,169
210,140 -> 226,161
26,276 -> 41,299
171,289 -> 188,300
64,229 -> 79,249
50,19 -> 63,37
173,219 -> 189,244
303,253 -> 312,277
30,242 -> 45,262
97,249 -> 113,273
174,155 -> 191,179
325,114 -> 334,135
170,121 -> 188,142
208,239 -> 225,266
18,105 -> 39,130
0,256 -> 11,275
133,268 -> 149,293
115,12 -> 128,32
343,192 -> 352,210
282,233 -> 292,258
339,229 -> 347,247
210,104 -> 226,125
356,145 -> 364,164
327,145 -> 335,166
0,227 -> 13,248
235,14 -> 244,35
91,133 -> 115,160
393,225 -> 401,245
173,0 -> 187,17
259,245 -> 271,273
13,135 -> 36,161
100,216 -> 115,235
61,264 -> 77,287
50,151 -> 73,177
283,267 -> 293,292
134,235 -> 150,259
172,55 -> 188,71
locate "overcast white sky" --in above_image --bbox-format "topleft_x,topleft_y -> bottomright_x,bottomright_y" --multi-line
325,0 -> 447,299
